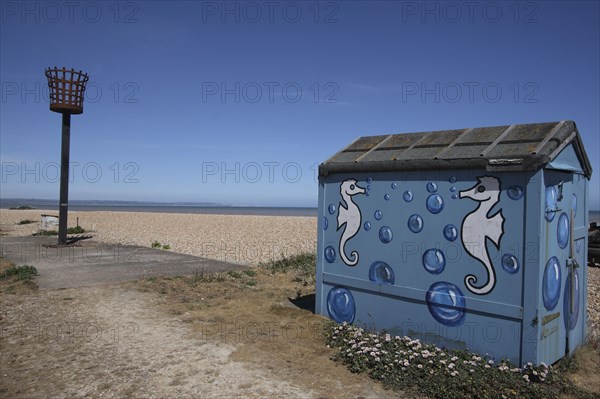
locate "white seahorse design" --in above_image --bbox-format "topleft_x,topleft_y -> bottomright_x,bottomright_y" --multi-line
337,179 -> 366,266
459,176 -> 505,295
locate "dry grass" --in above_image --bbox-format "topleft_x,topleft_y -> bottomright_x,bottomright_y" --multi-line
135,266 -> 402,398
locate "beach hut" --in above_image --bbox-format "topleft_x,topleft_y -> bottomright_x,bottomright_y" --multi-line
316,121 -> 592,366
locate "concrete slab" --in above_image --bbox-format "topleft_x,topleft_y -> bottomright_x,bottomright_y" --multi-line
0,236 -> 245,290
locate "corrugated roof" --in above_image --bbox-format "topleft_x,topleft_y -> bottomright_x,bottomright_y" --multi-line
320,121 -> 592,178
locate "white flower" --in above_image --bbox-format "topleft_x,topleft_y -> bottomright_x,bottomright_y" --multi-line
417,364 -> 423,369
488,359 -> 494,365
448,363 -> 455,369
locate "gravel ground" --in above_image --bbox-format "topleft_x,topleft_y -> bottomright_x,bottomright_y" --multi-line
0,209 -> 317,265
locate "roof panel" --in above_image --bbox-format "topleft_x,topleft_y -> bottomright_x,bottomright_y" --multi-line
321,121 -> 592,178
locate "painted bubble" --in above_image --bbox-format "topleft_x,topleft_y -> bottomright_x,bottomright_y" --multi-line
379,226 -> 393,243
427,182 -> 438,193
369,261 -> 395,285
324,246 -> 336,263
450,186 -> 457,192
367,177 -> 373,183
501,254 -> 520,274
365,191 -> 370,197
507,185 -> 524,200
384,194 -> 391,201
563,269 -> 580,331
572,194 -> 577,218
443,224 -> 458,241
391,182 -> 398,190
452,194 -> 458,199
542,256 -> 561,310
422,249 -> 446,274
449,176 -> 457,183
328,204 -> 336,215
323,217 -> 328,231
545,187 -> 557,222
426,194 -> 444,214
576,239 -> 582,253
408,214 -> 424,233
557,212 -> 570,249
374,210 -> 383,220
426,282 -> 466,327
403,190 -> 413,202
327,286 -> 356,323
367,185 -> 372,191
364,221 -> 371,231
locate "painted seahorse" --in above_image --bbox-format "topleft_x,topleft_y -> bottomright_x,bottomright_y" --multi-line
459,176 -> 505,295
337,179 -> 365,266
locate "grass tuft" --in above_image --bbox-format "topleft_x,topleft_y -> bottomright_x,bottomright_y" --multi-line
0,265 -> 38,281
258,252 -> 316,286
32,226 -> 85,236
17,219 -> 37,225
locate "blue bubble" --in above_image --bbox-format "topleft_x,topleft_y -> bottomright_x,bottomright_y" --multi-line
452,194 -> 458,199
423,249 -> 446,274
426,282 -> 466,327
443,224 -> 458,241
501,254 -> 519,274
545,187 -> 557,222
449,176 -> 457,183
507,185 -> 524,200
391,182 -> 398,189
364,221 -> 371,231
323,217 -> 328,231
328,204 -> 336,215
365,191 -> 370,197
327,286 -> 355,323
563,270 -> 580,331
367,177 -> 373,183
557,212 -> 569,249
403,190 -> 413,202
369,261 -> 395,285
367,185 -> 372,190
572,194 -> 577,218
542,257 -> 561,310
384,194 -> 390,201
379,226 -> 393,243
450,186 -> 457,192
324,246 -> 336,263
427,182 -> 438,193
407,214 -> 424,233
426,194 -> 444,214
374,210 -> 383,220
576,239 -> 582,253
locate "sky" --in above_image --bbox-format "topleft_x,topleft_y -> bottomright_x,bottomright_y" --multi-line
0,0 -> 599,208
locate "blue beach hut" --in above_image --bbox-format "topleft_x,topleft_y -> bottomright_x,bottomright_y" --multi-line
316,121 -> 592,366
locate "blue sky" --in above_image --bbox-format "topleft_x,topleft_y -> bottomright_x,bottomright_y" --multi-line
1,0 -> 598,208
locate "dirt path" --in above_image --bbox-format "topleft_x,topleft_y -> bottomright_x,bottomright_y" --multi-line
1,279 -> 398,399
1,285 -> 317,398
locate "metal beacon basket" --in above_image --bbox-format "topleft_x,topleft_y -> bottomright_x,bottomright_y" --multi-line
45,67 -> 89,115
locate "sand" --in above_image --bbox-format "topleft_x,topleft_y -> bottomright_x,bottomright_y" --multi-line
0,209 -> 317,265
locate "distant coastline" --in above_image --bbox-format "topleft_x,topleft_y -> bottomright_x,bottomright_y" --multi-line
0,198 -> 317,217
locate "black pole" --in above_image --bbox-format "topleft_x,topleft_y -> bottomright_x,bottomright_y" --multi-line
58,113 -> 71,245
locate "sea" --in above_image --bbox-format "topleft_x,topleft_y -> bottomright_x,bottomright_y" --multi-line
0,198 -> 317,217
1,198 -> 598,222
